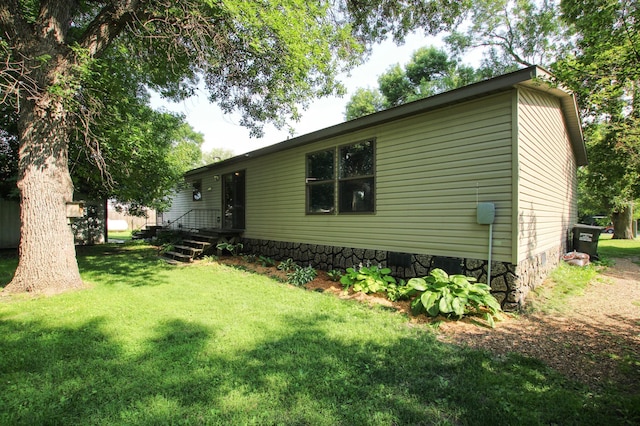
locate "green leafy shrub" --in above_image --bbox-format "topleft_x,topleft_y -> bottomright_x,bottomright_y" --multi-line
277,258 -> 297,272
216,242 -> 243,256
287,265 -> 317,286
258,255 -> 275,267
385,279 -> 415,302
340,264 -> 396,294
408,268 -> 501,326
242,254 -> 257,263
326,269 -> 342,282
159,243 -> 175,255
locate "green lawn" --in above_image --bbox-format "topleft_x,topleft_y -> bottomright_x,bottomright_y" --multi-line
598,233 -> 640,259
0,244 -> 638,425
107,230 -> 133,242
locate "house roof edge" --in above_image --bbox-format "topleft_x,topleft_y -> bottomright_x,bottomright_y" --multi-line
187,65 -> 586,175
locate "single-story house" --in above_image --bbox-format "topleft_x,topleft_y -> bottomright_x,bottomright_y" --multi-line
164,66 -> 586,310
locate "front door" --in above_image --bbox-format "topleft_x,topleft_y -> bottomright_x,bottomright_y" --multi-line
222,170 -> 245,229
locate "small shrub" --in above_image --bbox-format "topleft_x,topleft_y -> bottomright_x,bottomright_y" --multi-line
277,258 -> 297,272
159,243 -> 175,255
287,265 -> 317,286
242,254 -> 257,263
340,264 -> 396,294
202,254 -> 218,263
327,269 -> 342,282
385,279 -> 416,302
258,255 -> 275,267
216,242 -> 244,256
409,268 -> 501,327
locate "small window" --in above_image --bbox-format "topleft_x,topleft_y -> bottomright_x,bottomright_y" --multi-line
192,180 -> 202,201
306,150 -> 335,213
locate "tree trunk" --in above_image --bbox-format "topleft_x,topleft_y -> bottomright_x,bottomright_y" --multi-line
611,202 -> 634,240
3,95 -> 84,294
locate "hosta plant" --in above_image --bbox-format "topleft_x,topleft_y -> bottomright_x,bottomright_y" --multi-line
277,258 -> 297,272
340,264 -> 396,294
326,269 -> 342,282
216,242 -> 243,256
408,268 -> 501,327
258,255 -> 275,267
385,279 -> 415,302
287,265 -> 317,286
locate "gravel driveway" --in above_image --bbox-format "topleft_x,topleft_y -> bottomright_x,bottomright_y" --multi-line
438,258 -> 640,392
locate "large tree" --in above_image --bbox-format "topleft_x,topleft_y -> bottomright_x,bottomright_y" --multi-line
1,41 -> 205,215
554,0 -> 640,238
1,0 -> 468,294
69,46 -> 204,213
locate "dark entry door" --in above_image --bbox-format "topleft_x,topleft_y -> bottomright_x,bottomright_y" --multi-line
222,170 -> 245,229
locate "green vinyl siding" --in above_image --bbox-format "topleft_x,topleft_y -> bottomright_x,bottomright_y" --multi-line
161,172 -> 220,225
242,91 -> 515,262
516,88 -> 578,263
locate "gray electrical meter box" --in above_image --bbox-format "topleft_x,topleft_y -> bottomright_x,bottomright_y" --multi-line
477,202 -> 495,225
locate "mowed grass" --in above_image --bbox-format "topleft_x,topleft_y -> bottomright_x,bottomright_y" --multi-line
598,234 -> 640,260
107,230 -> 133,242
1,244 -> 638,425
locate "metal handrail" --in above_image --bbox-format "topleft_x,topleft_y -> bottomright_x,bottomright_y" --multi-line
166,209 -> 221,231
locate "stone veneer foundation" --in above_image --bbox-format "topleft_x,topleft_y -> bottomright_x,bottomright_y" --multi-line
241,238 -> 564,311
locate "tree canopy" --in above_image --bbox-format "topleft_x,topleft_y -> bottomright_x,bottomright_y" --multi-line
1,44 -> 204,210
554,0 -> 640,238
445,0 -> 570,70
441,0 -> 639,238
200,147 -> 235,167
345,46 -> 483,120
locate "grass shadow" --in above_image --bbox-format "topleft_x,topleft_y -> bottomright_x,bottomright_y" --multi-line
0,242 -> 638,424
1,243 -> 170,289
76,243 -> 171,287
598,237 -> 640,260
0,309 -> 637,425
0,316 -> 215,424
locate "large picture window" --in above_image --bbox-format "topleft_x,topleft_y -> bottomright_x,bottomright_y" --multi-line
306,139 -> 375,214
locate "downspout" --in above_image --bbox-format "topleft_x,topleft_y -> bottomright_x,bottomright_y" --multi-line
487,223 -> 493,285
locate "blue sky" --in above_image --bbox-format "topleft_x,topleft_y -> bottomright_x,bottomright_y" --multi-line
151,32 -> 458,155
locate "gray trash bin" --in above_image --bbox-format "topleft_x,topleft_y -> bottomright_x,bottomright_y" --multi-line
572,224 -> 603,260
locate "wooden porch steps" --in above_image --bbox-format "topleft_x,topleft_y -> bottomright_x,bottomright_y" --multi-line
159,229 -> 242,264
